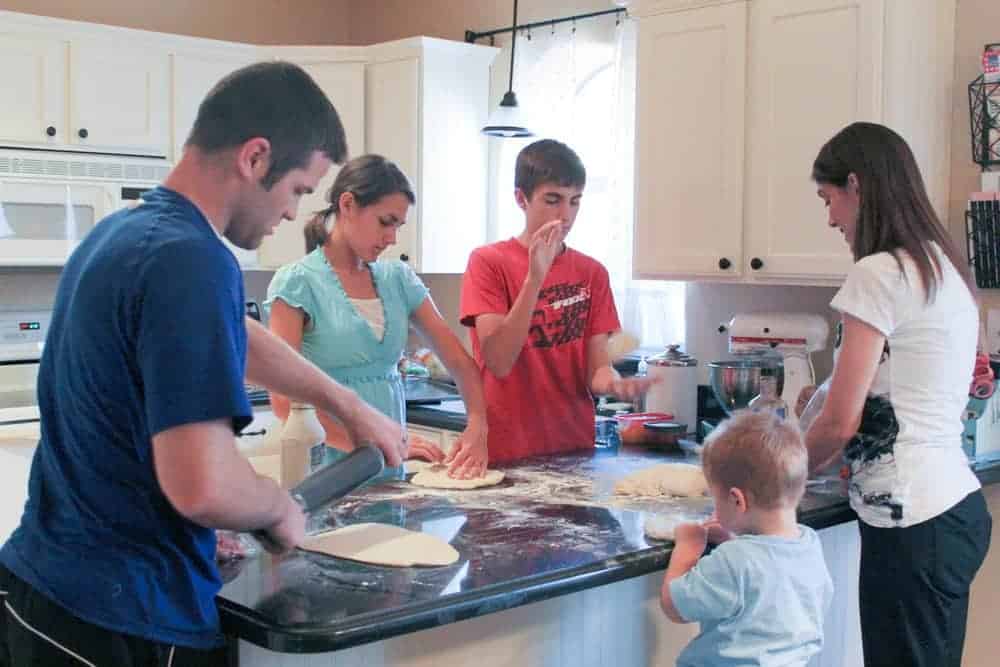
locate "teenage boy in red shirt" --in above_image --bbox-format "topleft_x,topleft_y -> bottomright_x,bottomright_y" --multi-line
460,139 -> 655,462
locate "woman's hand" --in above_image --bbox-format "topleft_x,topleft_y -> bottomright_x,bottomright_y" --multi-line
406,435 -> 447,464
795,385 -> 817,418
445,420 -> 488,479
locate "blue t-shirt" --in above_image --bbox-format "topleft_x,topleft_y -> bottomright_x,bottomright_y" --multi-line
670,526 -> 833,667
0,187 -> 252,649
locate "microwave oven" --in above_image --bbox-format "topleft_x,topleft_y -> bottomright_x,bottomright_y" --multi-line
0,149 -> 171,266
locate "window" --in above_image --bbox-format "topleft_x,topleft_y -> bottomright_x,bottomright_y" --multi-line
486,15 -> 684,349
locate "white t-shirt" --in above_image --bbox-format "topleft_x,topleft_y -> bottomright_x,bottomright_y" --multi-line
830,243 -> 980,527
348,297 -> 386,341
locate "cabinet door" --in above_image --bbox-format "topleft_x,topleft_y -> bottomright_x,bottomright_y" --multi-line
632,2 -> 747,280
70,43 -> 170,156
744,0 -> 883,281
0,34 -> 67,146
257,60 -> 366,270
172,53 -> 257,267
365,57 -> 420,269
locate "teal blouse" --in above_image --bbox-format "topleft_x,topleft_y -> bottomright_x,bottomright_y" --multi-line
264,248 -> 429,479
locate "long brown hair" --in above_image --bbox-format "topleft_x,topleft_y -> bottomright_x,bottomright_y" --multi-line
303,154 -> 415,253
812,122 -> 975,302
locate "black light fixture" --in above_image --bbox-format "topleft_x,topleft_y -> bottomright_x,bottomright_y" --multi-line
482,0 -> 533,138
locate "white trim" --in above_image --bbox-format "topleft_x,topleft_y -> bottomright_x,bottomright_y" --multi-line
3,600 -> 97,667
0,590 -> 7,596
167,645 -> 176,667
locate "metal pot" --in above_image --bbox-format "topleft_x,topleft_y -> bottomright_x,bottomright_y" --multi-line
644,344 -> 698,432
707,358 -> 783,414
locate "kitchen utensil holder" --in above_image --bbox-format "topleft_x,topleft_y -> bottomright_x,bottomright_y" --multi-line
966,206 -> 1000,288
968,72 -> 1000,168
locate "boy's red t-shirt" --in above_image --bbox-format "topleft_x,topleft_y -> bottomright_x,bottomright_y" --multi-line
460,238 -> 621,462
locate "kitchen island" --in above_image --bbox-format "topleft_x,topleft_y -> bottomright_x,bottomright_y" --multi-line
218,444 -> 985,666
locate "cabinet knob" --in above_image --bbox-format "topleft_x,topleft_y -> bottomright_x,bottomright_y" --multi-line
78,128 -> 89,139
45,126 -> 57,137
399,253 -> 409,263
718,257 -> 731,270
750,257 -> 764,271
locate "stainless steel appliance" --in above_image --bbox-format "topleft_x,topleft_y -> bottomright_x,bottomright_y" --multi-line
0,308 -> 49,543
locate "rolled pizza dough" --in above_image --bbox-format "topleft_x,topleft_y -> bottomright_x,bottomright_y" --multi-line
300,522 -> 459,567
410,465 -> 505,489
614,463 -> 709,498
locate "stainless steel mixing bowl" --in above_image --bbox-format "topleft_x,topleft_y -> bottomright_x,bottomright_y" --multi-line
707,358 -> 784,414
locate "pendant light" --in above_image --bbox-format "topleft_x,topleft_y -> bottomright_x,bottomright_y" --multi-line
482,0 -> 533,138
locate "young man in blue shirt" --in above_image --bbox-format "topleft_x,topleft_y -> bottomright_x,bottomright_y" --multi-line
0,62 -> 407,665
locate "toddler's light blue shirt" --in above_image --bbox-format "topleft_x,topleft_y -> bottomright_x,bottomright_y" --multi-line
670,525 -> 833,667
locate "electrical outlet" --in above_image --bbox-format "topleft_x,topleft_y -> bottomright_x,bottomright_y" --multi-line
987,309 -> 1000,356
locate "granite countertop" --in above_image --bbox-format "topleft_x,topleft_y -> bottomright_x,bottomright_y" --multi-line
216,448 -> 875,654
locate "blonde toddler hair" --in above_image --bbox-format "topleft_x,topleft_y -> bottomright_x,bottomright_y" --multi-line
701,410 -> 808,509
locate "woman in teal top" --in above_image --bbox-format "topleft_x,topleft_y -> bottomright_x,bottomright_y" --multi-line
265,155 -> 488,480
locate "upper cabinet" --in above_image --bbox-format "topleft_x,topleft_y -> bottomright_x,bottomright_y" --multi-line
632,2 -> 748,279
632,0 -> 956,286
0,11 -> 500,273
0,33 -> 67,147
365,38 -> 499,273
255,48 -> 368,270
70,43 -> 170,156
0,27 -> 169,156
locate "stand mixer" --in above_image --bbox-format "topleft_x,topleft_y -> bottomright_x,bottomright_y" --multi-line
725,313 -> 830,423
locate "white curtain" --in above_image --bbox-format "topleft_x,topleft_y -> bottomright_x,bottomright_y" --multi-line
486,14 -> 685,349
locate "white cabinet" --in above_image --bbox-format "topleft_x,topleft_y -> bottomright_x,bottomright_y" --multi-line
256,49 -> 367,270
171,53 -> 253,163
632,0 -> 956,286
0,30 -> 169,155
743,0 -> 882,281
632,2 -> 747,280
366,38 -> 499,273
0,33 -> 67,147
70,43 -> 170,156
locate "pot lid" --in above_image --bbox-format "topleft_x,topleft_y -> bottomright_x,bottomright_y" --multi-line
646,344 -> 697,367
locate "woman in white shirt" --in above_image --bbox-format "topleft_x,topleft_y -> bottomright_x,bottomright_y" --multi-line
804,122 -> 991,667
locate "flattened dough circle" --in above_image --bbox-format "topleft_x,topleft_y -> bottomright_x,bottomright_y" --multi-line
410,467 -> 505,489
300,522 -> 459,567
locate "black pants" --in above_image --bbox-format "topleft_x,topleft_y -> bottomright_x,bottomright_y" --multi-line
859,490 -> 992,667
0,565 -> 229,667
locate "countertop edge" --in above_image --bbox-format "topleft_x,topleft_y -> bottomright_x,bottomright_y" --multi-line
220,462 -> 999,654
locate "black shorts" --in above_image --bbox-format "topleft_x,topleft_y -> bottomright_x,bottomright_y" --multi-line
0,565 -> 231,667
858,490 -> 992,667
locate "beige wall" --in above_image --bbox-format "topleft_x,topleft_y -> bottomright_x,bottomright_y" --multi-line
0,0 -> 351,44
347,0 -> 614,45
950,0 -> 1000,313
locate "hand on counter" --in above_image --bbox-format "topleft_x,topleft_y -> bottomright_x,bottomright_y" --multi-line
408,435 -> 447,464
445,419 -> 489,479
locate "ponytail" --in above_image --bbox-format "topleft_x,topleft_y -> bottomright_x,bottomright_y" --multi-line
303,207 -> 333,253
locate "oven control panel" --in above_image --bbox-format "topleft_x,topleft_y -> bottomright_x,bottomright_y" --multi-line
0,309 -> 50,362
